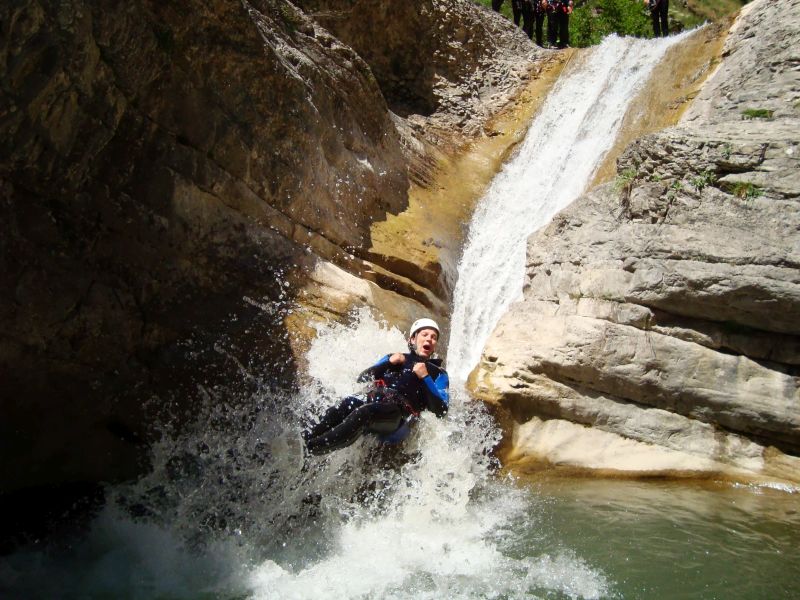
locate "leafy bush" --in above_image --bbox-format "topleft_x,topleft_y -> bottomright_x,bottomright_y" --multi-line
571,0 -> 652,47
732,181 -> 762,200
614,167 -> 639,191
691,169 -> 717,191
741,108 -> 774,120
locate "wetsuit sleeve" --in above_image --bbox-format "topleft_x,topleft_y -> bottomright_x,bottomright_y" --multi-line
356,354 -> 392,383
421,370 -> 449,417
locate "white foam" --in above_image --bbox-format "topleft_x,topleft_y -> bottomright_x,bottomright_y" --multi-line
244,311 -> 611,599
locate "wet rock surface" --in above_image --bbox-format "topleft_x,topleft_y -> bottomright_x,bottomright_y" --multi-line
0,0 -> 536,503
472,0 -> 800,483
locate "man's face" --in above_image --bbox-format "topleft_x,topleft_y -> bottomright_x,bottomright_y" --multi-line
412,328 -> 439,358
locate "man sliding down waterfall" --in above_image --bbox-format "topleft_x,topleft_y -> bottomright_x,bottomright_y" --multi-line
303,318 -> 450,455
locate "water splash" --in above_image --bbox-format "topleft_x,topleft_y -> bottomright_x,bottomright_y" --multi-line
244,310 -> 611,600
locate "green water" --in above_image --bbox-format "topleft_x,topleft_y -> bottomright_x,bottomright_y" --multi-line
514,478 -> 800,599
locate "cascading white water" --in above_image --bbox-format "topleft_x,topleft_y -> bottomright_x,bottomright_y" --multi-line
448,33 -> 689,382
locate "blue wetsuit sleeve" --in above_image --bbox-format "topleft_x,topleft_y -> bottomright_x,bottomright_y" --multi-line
356,354 -> 392,383
422,371 -> 449,417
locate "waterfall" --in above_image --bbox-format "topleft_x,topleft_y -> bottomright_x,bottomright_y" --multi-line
238,32 -> 691,599
1,33 -> 692,600
448,33 -> 688,383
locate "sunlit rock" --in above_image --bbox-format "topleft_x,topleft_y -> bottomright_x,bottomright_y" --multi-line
473,0 -> 800,484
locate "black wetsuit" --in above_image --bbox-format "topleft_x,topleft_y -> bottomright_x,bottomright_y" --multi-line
515,0 -> 535,40
304,353 -> 450,455
649,0 -> 669,38
533,0 -> 546,47
550,0 -> 571,49
546,1 -> 558,47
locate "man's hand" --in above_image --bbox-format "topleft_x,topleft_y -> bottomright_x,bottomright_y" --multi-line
412,362 -> 429,379
389,353 -> 405,365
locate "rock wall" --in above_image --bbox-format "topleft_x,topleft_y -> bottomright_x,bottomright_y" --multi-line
294,0 -> 536,130
471,0 -> 800,484
0,0 -> 536,497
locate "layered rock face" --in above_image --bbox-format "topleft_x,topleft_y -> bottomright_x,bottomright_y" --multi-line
472,0 -> 800,483
294,0 -> 536,131
0,0 -> 534,494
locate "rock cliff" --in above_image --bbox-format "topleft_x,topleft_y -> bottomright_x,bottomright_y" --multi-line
0,0 -> 537,501
471,0 -> 800,484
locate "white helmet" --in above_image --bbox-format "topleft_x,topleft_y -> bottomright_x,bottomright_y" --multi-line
409,318 -> 440,338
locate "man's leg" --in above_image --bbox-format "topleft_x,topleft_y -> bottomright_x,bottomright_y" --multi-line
522,2 -> 534,39
651,6 -> 661,37
306,402 -> 404,455
512,0 -> 522,26
659,0 -> 669,37
556,11 -> 569,48
492,0 -> 504,11
547,11 -> 557,47
303,396 -> 364,442
535,11 -> 545,46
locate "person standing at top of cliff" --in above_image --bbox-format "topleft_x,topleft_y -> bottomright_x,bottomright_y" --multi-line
515,1 -> 537,40
545,0 -> 572,49
645,0 -> 669,37
533,0 -> 547,47
546,0 -> 558,47
303,318 -> 450,455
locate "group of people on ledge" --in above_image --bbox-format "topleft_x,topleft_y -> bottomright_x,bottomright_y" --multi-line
492,0 -> 574,49
491,0 -> 671,48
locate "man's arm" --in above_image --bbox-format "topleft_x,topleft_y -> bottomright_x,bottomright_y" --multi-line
356,353 -> 406,383
421,369 -> 449,417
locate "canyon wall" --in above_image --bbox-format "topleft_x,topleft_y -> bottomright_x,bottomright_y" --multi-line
471,0 -> 800,484
0,0 -> 536,497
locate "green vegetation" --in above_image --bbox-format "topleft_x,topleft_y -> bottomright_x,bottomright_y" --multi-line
666,179 -> 683,201
690,169 -> 716,191
681,0 -> 750,25
277,1 -> 304,32
614,166 -> 639,191
571,0 -> 651,48
741,108 -> 774,120
732,181 -> 762,200
475,0 -> 514,20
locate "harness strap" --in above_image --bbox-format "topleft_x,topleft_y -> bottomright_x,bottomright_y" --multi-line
367,380 -> 420,417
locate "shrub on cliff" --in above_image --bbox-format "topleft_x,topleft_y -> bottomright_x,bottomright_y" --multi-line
571,0 -> 651,47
